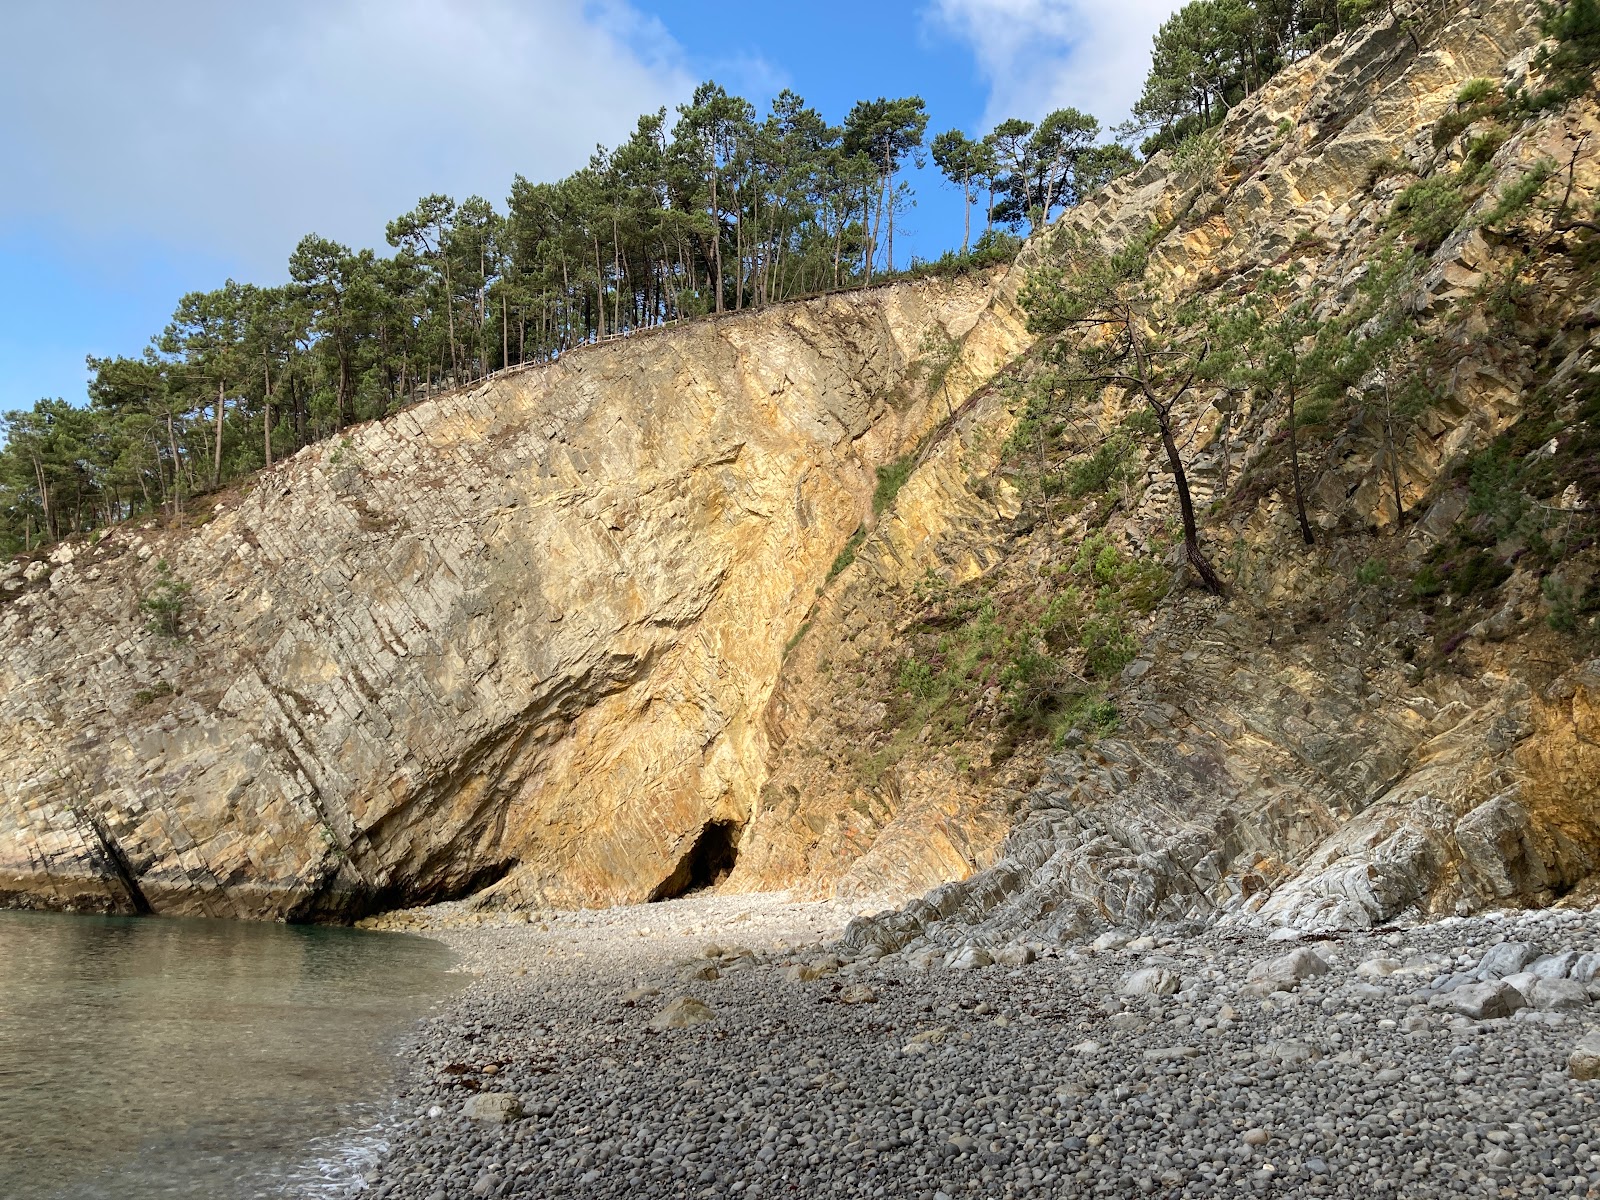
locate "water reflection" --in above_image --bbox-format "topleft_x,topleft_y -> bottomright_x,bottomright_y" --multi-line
0,910 -> 457,1200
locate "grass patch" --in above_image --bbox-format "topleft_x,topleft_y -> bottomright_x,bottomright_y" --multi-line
783,621 -> 812,657
873,455 -> 916,515
827,527 -> 866,582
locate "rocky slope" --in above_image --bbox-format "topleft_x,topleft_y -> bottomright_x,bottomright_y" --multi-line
838,0 -> 1600,955
3,0 -> 1597,939
0,276 -> 1029,919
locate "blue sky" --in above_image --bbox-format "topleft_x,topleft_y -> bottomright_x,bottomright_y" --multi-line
0,0 -> 1177,413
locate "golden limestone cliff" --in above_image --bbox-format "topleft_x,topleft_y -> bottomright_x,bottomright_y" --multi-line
0,276 -> 1029,918
4,0 -> 1598,935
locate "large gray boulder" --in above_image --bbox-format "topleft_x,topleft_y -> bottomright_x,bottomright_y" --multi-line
1120,967 -> 1182,997
1476,942 -> 1539,979
1243,947 -> 1330,995
1430,980 -> 1528,1020
462,1092 -> 524,1124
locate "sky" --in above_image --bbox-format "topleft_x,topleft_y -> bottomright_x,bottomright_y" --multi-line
0,0 -> 1178,413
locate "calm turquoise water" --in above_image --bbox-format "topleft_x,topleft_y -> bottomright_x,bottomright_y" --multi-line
0,910 -> 459,1200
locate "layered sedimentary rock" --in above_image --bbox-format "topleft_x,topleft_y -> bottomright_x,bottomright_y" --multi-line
837,0 -> 1600,954
5,0 -> 1598,938
0,277 -> 1028,918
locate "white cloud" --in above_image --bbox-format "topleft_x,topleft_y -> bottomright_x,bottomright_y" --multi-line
0,0 -> 696,275
928,0 -> 1181,133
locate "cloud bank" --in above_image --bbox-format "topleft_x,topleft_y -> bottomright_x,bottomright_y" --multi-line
928,0 -> 1181,132
1,0 -> 695,274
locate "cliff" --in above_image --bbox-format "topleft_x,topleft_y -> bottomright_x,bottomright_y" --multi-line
0,277 -> 1030,918
839,0 -> 1600,954
4,0 -> 1599,936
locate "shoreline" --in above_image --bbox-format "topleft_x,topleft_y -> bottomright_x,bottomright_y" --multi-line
353,895 -> 1600,1199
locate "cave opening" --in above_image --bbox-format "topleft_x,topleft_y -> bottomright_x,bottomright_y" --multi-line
648,820 -> 742,901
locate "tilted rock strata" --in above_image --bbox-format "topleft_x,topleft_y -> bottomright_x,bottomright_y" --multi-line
0,276 -> 1023,918
835,0 -> 1600,956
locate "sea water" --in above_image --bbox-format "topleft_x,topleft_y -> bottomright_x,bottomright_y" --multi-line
0,909 -> 458,1199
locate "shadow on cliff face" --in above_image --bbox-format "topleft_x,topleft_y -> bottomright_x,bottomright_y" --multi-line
286,857 -> 518,924
649,821 -> 741,901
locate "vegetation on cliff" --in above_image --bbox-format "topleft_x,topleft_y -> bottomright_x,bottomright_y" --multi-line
0,0 -> 1498,560
802,0 -> 1600,829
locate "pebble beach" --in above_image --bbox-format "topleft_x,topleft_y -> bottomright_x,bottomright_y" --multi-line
360,894 -> 1600,1199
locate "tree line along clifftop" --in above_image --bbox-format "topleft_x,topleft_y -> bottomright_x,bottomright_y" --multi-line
0,0 -> 1450,558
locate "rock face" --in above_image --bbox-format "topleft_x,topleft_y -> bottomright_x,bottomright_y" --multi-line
0,276 -> 1028,918
4,0 -> 1598,935
829,0 -> 1600,955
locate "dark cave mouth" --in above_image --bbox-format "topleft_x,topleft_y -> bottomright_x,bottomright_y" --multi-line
648,820 -> 742,902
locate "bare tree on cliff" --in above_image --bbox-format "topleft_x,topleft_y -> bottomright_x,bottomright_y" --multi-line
1220,269 -> 1330,546
1021,225 -> 1225,594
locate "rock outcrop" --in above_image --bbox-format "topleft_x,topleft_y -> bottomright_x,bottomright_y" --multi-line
5,0 -> 1598,939
0,276 -> 1029,918
838,0 -> 1600,956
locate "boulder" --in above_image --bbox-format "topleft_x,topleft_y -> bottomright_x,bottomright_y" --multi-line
1532,977 -> 1590,1012
462,1092 -> 524,1124
1119,967 -> 1182,997
1475,942 -> 1539,979
995,944 -> 1037,967
1569,1030 -> 1600,1080
946,946 -> 993,970
1244,947 -> 1330,994
1529,951 -> 1580,979
648,996 -> 716,1030
1429,981 -> 1527,1021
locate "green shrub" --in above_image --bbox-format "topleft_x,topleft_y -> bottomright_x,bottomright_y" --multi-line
1455,77 -> 1498,106
896,656 -> 939,700
906,230 -> 1024,280
139,560 -> 191,638
1412,564 -> 1446,598
1463,129 -> 1508,177
1081,614 -> 1137,678
1481,159 -> 1558,228
873,455 -> 916,514
1393,176 -> 1467,251
132,681 -> 175,707
826,527 -> 865,581
1356,558 -> 1390,587
1449,550 -> 1513,597
783,622 -> 811,656
1067,436 -> 1135,497
1523,0 -> 1600,109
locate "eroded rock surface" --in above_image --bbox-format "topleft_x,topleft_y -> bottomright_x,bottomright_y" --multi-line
0,276 -> 1026,919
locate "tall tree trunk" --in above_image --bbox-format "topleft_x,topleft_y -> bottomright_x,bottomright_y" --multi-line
734,179 -> 744,311
213,380 -> 225,488
593,236 -> 607,341
884,154 -> 895,274
1153,398 -> 1223,594
166,411 -> 183,522
262,353 -> 274,470
443,254 -> 459,379
962,176 -> 972,255
31,453 -> 52,540
1286,382 -> 1313,545
709,168 -> 723,313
